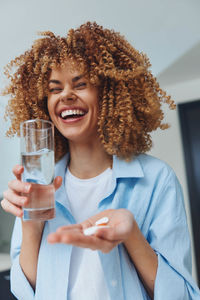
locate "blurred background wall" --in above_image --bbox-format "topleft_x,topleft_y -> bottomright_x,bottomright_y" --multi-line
0,0 -> 200,282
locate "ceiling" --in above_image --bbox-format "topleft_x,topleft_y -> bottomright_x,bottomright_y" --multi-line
157,41 -> 200,86
0,0 -> 200,85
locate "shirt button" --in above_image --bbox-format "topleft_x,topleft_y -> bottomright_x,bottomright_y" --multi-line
110,280 -> 117,287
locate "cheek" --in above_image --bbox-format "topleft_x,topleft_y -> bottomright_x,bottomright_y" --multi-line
89,92 -> 99,111
47,99 -> 55,120
47,96 -> 53,111
47,101 -> 51,116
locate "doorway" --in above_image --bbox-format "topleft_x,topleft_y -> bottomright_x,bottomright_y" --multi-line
178,99 -> 200,287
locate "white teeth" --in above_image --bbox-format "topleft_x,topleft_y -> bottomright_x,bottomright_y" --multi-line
61,109 -> 85,118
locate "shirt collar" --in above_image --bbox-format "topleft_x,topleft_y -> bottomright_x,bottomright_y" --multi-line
54,153 -> 144,210
113,155 -> 144,178
55,153 -> 144,180
55,153 -> 69,179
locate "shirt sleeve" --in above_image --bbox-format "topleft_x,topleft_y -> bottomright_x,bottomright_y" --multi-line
148,170 -> 200,299
10,217 -> 35,300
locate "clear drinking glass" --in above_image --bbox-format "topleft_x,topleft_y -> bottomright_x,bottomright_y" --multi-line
20,119 -> 55,221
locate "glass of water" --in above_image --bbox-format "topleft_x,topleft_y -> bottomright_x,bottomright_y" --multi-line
20,119 -> 55,221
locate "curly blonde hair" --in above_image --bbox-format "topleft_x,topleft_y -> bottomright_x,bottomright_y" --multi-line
2,22 -> 175,161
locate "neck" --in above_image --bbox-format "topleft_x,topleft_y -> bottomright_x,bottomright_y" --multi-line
68,140 -> 112,179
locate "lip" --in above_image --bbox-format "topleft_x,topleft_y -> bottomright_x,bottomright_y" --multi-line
59,115 -> 85,124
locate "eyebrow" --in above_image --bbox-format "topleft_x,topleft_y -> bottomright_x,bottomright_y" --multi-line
48,75 -> 84,85
48,80 -> 61,85
72,75 -> 84,82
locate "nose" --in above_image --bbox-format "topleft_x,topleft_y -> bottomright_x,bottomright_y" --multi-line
60,86 -> 76,102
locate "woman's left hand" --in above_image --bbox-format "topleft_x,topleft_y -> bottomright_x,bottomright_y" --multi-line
47,209 -> 135,253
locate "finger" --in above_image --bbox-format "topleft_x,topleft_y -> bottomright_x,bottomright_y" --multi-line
48,225 -> 82,244
53,176 -> 62,191
12,165 -> 24,181
87,235 -> 116,252
47,232 -> 61,244
8,179 -> 31,194
56,224 -> 82,233
95,226 -> 121,242
80,219 -> 94,230
48,227 -> 82,244
80,210 -> 113,230
3,189 -> 28,207
76,235 -> 117,253
48,225 -> 83,244
48,226 -> 77,243
48,228 -> 117,253
98,240 -> 119,253
1,198 -> 23,218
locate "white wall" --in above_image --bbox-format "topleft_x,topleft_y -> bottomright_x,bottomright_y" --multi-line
149,77 -> 200,281
1,0 -> 200,195
0,101 -> 20,197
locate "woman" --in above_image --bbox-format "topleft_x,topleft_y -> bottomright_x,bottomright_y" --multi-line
1,22 -> 200,300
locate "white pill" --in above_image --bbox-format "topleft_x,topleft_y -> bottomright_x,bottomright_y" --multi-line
83,226 -> 98,236
95,217 -> 109,226
83,225 -> 109,236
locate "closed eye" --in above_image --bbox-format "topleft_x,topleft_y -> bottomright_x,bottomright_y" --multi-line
75,82 -> 87,89
49,88 -> 62,93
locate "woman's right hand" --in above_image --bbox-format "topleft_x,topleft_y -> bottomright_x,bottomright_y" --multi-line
1,165 -> 30,217
1,165 -> 62,218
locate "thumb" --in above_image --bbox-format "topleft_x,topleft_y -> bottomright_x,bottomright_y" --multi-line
53,176 -> 62,191
13,165 -> 24,181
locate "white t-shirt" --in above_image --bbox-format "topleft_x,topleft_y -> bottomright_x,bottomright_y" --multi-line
65,167 -> 113,300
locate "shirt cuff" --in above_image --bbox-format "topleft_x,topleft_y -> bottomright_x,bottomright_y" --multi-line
10,255 -> 35,300
154,252 -> 200,300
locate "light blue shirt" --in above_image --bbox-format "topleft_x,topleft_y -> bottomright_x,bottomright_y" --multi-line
10,154 -> 200,299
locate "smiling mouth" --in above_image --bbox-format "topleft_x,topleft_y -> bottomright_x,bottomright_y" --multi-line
60,109 -> 87,120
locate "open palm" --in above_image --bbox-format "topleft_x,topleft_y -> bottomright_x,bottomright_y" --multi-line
48,209 -> 135,253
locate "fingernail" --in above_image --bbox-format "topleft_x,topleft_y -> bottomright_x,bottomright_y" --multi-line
18,210 -> 23,218
22,197 -> 27,205
17,166 -> 23,172
24,184 -> 31,192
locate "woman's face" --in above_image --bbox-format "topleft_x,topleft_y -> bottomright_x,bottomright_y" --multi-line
47,62 -> 99,144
